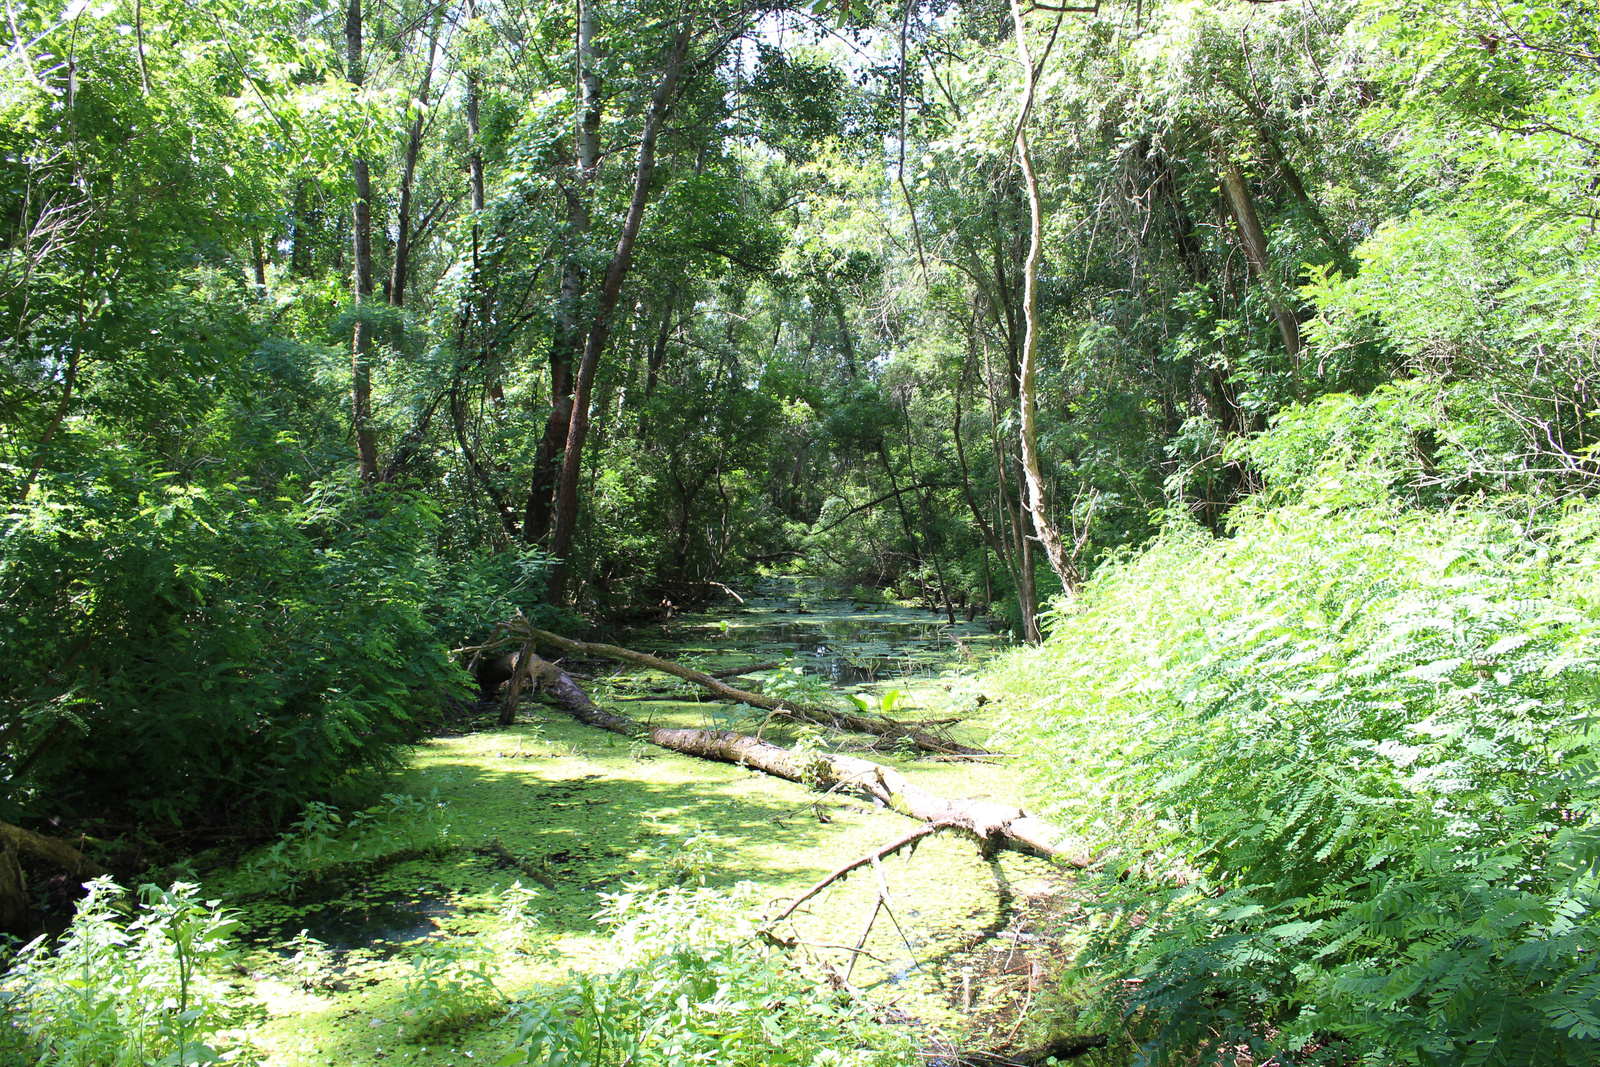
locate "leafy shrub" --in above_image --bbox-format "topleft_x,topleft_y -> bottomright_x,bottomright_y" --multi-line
242,789 -> 452,895
0,469 -> 467,826
0,879 -> 254,1066
492,881 -> 549,958
990,496 -> 1600,1065
498,884 -> 914,1067
400,937 -> 504,1039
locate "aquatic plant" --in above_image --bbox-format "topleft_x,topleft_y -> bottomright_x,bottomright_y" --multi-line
498,884 -> 914,1067
400,937 -> 504,1039
492,881 -> 550,958
244,789 -> 453,895
847,689 -> 905,717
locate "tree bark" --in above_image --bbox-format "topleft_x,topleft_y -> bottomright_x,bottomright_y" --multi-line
514,653 -> 1085,863
523,0 -> 605,545
546,25 -> 691,602
389,20 -> 440,309
1010,0 -> 1080,595
347,0 -> 379,482
954,390 -> 1021,605
0,821 -> 106,933
465,0 -> 486,216
1219,161 -> 1302,363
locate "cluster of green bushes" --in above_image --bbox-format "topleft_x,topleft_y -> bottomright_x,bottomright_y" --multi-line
0,877 -> 910,1067
992,471 -> 1600,1062
0,462 -> 559,829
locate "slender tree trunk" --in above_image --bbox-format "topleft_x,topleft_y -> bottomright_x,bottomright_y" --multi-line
1010,0 -> 1078,593
249,233 -> 267,296
290,180 -> 313,276
903,401 -> 955,622
347,0 -> 379,482
644,283 -> 678,402
546,26 -> 690,602
524,0 -> 605,545
465,0 -> 486,215
389,22 -> 440,309
954,390 -> 1020,604
1220,161 -> 1301,363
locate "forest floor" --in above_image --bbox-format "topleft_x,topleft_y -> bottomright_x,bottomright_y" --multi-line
204,590 -> 1103,1066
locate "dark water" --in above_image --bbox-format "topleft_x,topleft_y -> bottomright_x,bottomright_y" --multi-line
249,884 -> 456,957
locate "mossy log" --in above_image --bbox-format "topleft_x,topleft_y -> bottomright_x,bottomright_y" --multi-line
0,821 -> 106,933
516,653 -> 1089,865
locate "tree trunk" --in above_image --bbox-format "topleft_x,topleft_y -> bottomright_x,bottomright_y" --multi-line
290,180 -> 313,276
1010,0 -> 1079,595
0,821 -> 106,933
347,0 -> 379,483
954,391 -> 1021,605
1219,161 -> 1302,363
515,653 -> 1086,863
0,842 -> 25,932
546,26 -> 691,602
465,0 -> 486,216
523,0 -> 605,546
983,334 -> 1040,643
389,21 -> 440,309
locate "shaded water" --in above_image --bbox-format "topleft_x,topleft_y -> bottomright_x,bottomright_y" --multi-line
246,884 -> 457,959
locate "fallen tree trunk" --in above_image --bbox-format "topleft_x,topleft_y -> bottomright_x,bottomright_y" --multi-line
484,620 -> 985,757
0,822 -> 106,933
706,660 -> 782,679
0,822 -> 104,880
516,653 -> 1088,864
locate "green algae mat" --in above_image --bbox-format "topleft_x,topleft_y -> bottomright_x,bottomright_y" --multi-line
206,594 -> 1087,1065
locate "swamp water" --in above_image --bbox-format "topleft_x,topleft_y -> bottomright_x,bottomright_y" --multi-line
217,584 -> 1081,1065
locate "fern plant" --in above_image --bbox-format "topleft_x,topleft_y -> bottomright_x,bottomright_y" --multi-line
992,497 -> 1600,1065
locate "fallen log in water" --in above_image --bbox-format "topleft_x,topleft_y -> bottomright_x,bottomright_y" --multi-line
476,618 -> 986,757
0,821 -> 106,932
514,652 -> 1088,865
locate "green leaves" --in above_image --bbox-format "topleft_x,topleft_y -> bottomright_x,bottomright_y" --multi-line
2,879 -> 252,1066
992,498 -> 1600,1064
500,885 -> 913,1067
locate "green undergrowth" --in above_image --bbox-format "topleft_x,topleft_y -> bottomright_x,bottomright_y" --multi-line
987,493 -> 1600,1066
5,609 -> 1081,1067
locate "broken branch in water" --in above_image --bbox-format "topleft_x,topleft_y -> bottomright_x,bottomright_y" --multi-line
765,820 -> 960,927
493,648 -> 1091,865
468,616 -> 988,757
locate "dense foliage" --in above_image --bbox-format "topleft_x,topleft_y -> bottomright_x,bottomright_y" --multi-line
993,488 -> 1600,1063
2,0 -> 1597,1059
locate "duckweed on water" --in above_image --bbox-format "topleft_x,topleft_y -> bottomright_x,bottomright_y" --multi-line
18,597 -> 1087,1065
